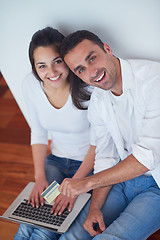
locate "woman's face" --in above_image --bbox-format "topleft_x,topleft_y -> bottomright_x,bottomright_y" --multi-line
34,45 -> 69,89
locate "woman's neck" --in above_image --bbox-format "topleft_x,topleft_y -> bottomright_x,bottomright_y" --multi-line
43,81 -> 71,109
43,80 -> 70,95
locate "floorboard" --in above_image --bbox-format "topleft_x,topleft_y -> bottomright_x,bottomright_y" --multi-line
0,72 -> 34,239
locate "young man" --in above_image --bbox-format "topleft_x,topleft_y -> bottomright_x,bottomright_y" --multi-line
59,30 -> 160,240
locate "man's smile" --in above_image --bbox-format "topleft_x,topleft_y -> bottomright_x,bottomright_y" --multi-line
94,72 -> 105,82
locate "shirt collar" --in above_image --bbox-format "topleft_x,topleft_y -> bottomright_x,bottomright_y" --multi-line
119,58 -> 135,91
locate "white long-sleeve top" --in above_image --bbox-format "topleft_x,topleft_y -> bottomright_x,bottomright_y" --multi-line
88,58 -> 160,187
22,73 -> 93,161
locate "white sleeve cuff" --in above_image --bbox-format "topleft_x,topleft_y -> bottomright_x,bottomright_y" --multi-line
151,164 -> 160,188
132,144 -> 155,170
90,127 -> 96,146
94,157 -> 118,174
31,134 -> 48,145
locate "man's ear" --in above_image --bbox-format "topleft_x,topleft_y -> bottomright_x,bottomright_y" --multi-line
103,43 -> 113,55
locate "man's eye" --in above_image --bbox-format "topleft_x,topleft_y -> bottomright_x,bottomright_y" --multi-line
90,56 -> 96,62
79,68 -> 84,74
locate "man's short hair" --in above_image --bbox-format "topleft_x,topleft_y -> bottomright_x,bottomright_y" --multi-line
60,30 -> 104,60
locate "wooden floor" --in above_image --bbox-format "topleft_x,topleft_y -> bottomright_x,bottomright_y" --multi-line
0,72 -> 160,239
0,72 -> 34,239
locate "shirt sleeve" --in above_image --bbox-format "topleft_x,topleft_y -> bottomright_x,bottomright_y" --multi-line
22,74 -> 48,145
88,89 -> 120,174
132,63 -> 160,171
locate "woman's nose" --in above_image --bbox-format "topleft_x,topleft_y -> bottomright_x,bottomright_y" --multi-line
48,65 -> 57,75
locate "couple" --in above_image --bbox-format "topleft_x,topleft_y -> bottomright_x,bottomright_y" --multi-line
14,27 -> 160,240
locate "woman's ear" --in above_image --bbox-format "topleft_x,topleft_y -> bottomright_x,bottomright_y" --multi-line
103,43 -> 113,55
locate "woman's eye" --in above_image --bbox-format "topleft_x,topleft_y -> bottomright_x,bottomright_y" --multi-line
39,65 -> 45,69
55,59 -> 62,64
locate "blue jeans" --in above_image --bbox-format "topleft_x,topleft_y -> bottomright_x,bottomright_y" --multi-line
60,175 -> 160,240
14,154 -> 82,240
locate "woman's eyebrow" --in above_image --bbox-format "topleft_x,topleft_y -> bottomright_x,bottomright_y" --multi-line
36,56 -> 61,65
36,61 -> 45,65
53,56 -> 61,61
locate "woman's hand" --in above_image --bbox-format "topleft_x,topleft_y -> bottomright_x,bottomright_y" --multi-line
51,193 -> 77,215
28,179 -> 49,208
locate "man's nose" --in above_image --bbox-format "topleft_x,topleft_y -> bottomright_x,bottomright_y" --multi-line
88,66 -> 98,78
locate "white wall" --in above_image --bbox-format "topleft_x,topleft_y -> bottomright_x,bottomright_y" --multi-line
0,0 -> 160,123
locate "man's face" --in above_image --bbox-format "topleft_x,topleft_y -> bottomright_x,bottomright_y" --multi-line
64,39 -> 118,91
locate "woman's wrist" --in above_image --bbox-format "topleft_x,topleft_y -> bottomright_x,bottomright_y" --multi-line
34,173 -> 46,182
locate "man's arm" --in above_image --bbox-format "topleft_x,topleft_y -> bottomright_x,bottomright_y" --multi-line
88,154 -> 148,190
59,154 -> 149,198
83,187 -> 111,237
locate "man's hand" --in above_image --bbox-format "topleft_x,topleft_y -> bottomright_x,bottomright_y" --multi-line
83,208 -> 106,237
59,178 -> 91,198
28,180 -> 49,208
51,194 -> 76,215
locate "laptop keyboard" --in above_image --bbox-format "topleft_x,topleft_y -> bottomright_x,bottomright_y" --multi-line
12,199 -> 70,226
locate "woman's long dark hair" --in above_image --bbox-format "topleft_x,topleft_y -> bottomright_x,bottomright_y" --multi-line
29,27 -> 91,110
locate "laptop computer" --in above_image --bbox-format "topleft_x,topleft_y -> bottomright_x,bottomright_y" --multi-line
0,182 -> 91,234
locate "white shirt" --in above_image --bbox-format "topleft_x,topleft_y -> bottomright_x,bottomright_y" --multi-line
88,58 -> 160,187
22,73 -> 94,161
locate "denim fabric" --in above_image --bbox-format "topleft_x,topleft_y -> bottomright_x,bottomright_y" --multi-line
60,175 -> 160,240
14,154 -> 82,240
14,224 -> 59,240
45,154 -> 82,184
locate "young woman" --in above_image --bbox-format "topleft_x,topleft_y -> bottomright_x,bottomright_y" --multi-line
14,27 -> 95,240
